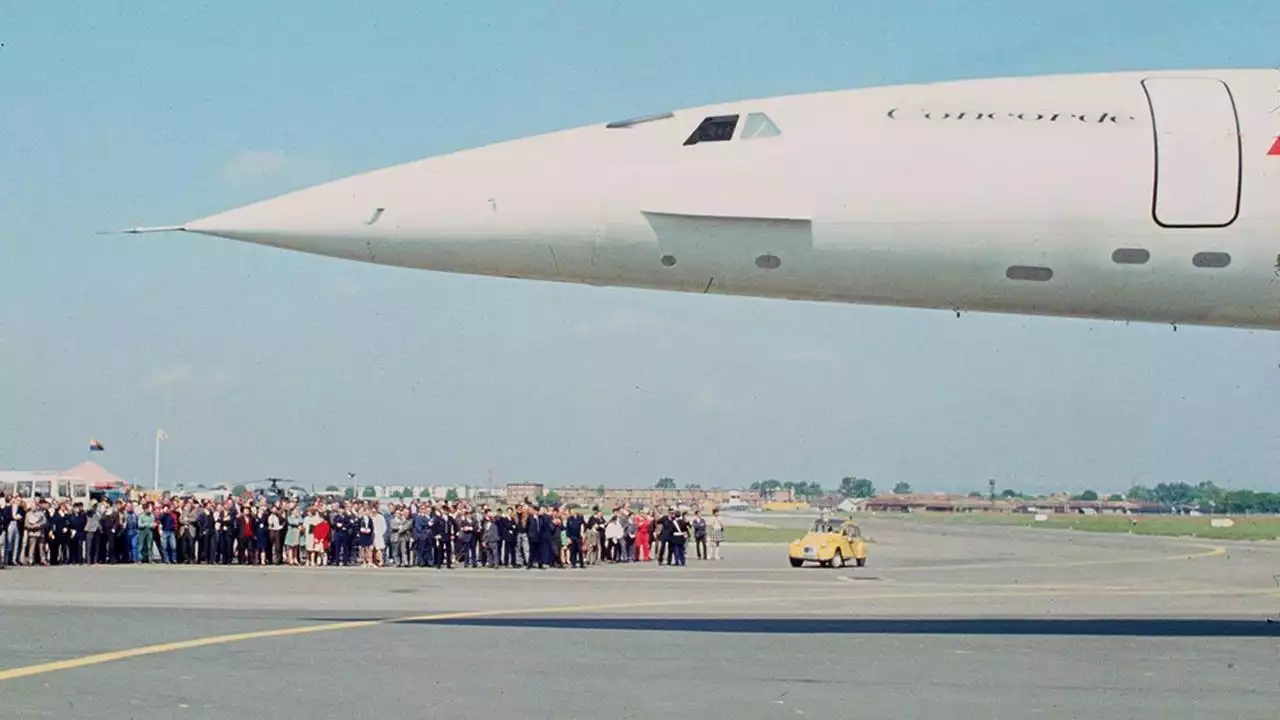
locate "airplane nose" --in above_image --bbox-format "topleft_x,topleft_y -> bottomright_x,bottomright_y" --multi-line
177,125 -> 617,272
182,176 -> 378,262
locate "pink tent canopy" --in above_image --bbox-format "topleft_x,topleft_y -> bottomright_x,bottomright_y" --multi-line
63,461 -> 128,489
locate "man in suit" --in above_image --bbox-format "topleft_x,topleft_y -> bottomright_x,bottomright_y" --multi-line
69,502 -> 86,564
413,505 -> 432,567
498,508 -> 517,567
430,507 -> 451,569
196,502 -> 214,564
48,503 -> 70,565
538,505 -> 555,568
331,504 -> 350,566
481,511 -> 500,568
525,505 -> 543,569
84,502 -> 101,565
565,507 -> 585,569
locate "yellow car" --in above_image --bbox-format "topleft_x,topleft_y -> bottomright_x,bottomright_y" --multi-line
788,519 -> 867,568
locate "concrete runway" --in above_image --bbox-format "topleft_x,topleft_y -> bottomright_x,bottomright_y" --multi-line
2,518 -> 1278,719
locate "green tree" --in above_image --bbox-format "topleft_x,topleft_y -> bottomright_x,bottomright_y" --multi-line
1000,489 -> 1018,499
445,488 -> 459,502
420,488 -> 431,498
542,490 -> 562,506
1193,481 -> 1225,509
1153,482 -> 1195,506
655,478 -> 676,490
967,491 -> 982,498
362,486 -> 377,498
1127,485 -> 1154,502
230,484 -> 247,497
840,477 -> 875,498
1107,493 -> 1124,501
1076,490 -> 1099,501
596,485 -> 605,497
685,483 -> 702,490
324,485 -> 340,492
893,482 -> 912,494
344,487 -> 356,498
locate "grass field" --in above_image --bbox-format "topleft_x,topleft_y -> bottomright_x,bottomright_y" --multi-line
877,511 -> 1280,541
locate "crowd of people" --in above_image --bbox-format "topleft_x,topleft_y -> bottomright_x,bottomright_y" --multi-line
0,494 -> 728,570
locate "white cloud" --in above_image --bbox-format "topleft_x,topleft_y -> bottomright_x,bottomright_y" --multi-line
145,364 -> 194,390
223,149 -> 287,185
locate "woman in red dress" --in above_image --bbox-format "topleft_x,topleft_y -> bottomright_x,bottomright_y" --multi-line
311,515 -> 331,567
634,512 -> 652,562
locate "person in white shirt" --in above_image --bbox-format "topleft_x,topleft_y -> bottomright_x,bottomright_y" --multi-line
604,515 -> 624,562
371,506 -> 388,567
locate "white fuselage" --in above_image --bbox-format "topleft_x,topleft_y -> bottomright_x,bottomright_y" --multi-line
161,69 -> 1280,329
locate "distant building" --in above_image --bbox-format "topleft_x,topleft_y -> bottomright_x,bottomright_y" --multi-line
865,493 -> 1160,514
504,483 -> 545,505
528,485 -> 794,510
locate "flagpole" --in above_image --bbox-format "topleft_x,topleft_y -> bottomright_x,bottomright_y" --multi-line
153,431 -> 162,492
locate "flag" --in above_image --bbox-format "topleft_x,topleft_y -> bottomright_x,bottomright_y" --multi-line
89,438 -> 105,451
157,428 -> 169,441
1269,136 -> 1280,157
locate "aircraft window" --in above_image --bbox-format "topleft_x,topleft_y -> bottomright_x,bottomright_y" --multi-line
742,112 -> 781,139
1006,266 -> 1054,282
1192,252 -> 1230,268
660,254 -> 677,267
605,112 -> 675,129
684,115 -> 739,146
1112,248 -> 1150,265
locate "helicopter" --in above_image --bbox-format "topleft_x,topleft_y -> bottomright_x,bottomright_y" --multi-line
242,478 -> 311,503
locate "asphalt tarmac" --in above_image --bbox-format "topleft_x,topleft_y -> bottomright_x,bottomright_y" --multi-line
2,517 -> 1278,719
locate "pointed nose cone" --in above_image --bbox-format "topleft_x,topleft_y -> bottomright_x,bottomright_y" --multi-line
182,178 -> 373,261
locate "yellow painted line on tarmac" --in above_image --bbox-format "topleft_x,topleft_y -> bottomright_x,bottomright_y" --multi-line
0,619 -> 379,683
0,595 -> 798,683
2,580 -> 1276,683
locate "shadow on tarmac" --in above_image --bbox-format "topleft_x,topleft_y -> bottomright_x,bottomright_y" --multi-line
369,617 -> 1280,637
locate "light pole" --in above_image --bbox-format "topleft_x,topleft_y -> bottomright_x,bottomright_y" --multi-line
154,428 -> 169,491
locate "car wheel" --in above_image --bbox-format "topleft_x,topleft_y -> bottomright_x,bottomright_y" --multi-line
832,549 -> 844,568
855,557 -> 866,567
789,557 -> 803,568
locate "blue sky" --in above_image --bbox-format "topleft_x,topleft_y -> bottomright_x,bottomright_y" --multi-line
3,1 -> 1280,494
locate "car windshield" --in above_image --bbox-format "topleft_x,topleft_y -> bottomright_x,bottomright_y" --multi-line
811,520 -> 841,533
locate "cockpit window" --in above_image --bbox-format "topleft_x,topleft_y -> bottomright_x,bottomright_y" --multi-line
741,112 -> 781,139
683,114 -> 739,146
